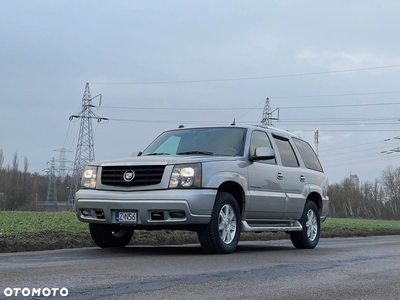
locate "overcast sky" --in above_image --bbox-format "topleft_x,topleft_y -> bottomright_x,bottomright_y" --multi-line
1,1 -> 400,184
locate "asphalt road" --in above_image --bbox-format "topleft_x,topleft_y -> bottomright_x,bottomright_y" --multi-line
1,236 -> 399,300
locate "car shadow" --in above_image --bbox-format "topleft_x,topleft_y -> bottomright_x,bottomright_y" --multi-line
91,241 -> 296,257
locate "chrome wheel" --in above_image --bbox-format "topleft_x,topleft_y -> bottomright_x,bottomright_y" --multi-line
290,200 -> 320,249
197,192 -> 241,254
218,203 -> 237,244
306,209 -> 318,241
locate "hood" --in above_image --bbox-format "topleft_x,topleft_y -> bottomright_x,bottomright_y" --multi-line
88,155 -> 241,167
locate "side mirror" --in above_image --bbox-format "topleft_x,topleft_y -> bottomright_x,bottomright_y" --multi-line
131,151 -> 142,157
249,147 -> 275,162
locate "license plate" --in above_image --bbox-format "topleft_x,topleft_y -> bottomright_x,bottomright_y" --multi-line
115,211 -> 137,223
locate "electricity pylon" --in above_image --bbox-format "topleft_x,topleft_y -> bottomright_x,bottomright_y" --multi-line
68,83 -> 108,208
314,130 -> 319,157
261,97 -> 279,126
46,158 -> 57,203
54,148 -> 72,181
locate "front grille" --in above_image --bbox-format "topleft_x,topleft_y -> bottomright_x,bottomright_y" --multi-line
101,165 -> 166,187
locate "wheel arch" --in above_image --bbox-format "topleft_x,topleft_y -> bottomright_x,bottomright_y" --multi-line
217,181 -> 245,216
307,191 -> 322,215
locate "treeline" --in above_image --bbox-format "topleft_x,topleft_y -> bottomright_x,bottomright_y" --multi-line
1,150 -> 400,219
327,166 -> 400,220
0,151 -> 71,210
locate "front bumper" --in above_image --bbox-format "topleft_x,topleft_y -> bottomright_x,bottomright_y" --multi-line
75,189 -> 217,226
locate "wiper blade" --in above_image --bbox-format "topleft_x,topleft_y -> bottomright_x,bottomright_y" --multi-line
177,151 -> 214,155
144,153 -> 171,156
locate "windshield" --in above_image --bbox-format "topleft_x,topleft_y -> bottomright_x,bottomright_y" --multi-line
142,127 -> 247,157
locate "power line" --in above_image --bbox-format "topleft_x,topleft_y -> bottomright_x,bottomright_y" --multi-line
321,140 -> 400,164
323,152 -> 387,164
101,116 -> 400,127
290,129 -> 400,132
323,152 -> 400,169
320,144 -> 392,159
96,112 -> 400,124
103,106 -> 253,111
101,101 -> 400,111
233,98 -> 265,121
106,118 -> 231,125
99,117 -> 400,134
272,90 -> 400,99
280,117 -> 399,122
91,64 -> 400,85
279,122 -> 399,126
279,102 -> 400,110
321,136 -> 400,152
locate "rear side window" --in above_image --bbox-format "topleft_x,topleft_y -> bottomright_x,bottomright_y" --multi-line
292,138 -> 323,172
273,136 -> 299,167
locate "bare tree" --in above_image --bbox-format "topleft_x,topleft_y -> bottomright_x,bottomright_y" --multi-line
381,166 -> 400,219
0,149 -> 4,170
0,151 -> 69,211
12,152 -> 18,172
23,157 -> 29,173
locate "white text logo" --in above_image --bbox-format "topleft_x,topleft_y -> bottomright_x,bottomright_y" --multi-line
3,287 -> 68,297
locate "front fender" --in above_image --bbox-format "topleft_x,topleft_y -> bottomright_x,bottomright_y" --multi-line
204,171 -> 248,191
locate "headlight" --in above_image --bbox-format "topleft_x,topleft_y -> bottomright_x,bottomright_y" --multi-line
81,166 -> 98,189
169,163 -> 201,188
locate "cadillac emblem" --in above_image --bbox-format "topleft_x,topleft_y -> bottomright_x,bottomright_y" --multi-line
123,170 -> 135,182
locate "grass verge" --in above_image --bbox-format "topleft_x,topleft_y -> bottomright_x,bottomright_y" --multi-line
0,211 -> 399,253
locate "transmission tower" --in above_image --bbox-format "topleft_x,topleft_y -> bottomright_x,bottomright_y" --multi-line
68,83 -> 108,208
46,158 -> 57,203
314,130 -> 319,157
54,148 -> 72,181
261,98 -> 279,125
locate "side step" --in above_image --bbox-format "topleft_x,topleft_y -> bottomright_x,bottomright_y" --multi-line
241,220 -> 303,232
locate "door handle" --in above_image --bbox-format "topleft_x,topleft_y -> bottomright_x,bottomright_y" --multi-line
300,175 -> 306,182
277,173 -> 284,180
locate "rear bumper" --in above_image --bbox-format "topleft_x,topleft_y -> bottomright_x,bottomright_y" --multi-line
75,189 -> 217,226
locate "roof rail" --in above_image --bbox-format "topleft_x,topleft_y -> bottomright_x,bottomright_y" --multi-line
256,124 -> 299,137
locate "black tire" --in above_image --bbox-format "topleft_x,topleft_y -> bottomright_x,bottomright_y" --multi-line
89,223 -> 134,248
290,200 -> 320,249
197,192 -> 241,254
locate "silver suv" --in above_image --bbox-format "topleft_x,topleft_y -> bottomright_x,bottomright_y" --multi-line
76,125 -> 329,254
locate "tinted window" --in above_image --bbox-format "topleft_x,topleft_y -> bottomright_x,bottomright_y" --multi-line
142,127 -> 247,156
249,130 -> 276,164
273,136 -> 299,167
292,138 -> 323,172
154,136 -> 180,154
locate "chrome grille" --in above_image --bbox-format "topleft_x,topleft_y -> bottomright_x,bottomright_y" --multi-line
101,165 -> 166,187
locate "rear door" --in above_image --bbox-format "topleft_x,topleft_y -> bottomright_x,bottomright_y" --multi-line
272,135 -> 307,220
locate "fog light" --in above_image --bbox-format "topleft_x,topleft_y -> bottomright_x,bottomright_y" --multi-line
151,212 -> 164,220
169,211 -> 186,219
82,209 -> 92,217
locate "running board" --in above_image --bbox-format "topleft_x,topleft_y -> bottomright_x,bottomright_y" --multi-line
241,220 -> 303,232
